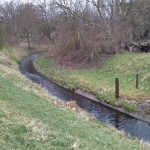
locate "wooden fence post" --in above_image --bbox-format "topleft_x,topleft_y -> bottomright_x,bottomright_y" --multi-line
72,88 -> 76,100
115,78 -> 119,99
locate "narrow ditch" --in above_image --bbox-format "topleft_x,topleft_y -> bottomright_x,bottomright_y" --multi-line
20,52 -> 150,142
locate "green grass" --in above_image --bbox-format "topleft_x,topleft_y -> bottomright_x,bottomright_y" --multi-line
35,52 -> 150,112
0,46 -> 29,64
0,48 -> 150,149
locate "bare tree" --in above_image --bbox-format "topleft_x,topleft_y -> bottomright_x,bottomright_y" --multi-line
0,16 -> 4,48
16,3 -> 39,49
1,0 -> 150,56
50,0 -> 125,63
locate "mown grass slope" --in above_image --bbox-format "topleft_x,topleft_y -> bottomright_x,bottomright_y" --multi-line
0,47 -> 150,149
35,52 -> 150,112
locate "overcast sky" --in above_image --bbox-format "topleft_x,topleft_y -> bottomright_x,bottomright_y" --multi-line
0,0 -> 36,4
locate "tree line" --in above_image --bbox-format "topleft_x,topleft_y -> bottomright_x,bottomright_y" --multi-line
0,0 -> 150,63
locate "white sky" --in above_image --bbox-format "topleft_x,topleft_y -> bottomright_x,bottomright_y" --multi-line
0,0 -> 35,4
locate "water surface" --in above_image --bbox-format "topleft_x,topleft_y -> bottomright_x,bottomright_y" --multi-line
20,53 -> 150,142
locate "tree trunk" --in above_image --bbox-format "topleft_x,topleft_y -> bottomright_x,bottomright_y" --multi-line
26,31 -> 31,50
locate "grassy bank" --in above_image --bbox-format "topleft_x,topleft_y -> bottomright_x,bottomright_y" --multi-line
35,52 -> 150,112
0,48 -> 150,149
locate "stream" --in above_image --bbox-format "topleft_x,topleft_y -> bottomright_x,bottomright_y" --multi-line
20,52 -> 150,142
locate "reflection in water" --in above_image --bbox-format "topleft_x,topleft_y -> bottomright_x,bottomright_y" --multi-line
20,53 -> 150,142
